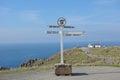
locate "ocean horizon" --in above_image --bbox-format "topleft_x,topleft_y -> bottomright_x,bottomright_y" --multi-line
0,41 -> 120,68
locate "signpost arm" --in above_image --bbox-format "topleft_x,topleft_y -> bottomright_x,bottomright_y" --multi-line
60,27 -> 64,64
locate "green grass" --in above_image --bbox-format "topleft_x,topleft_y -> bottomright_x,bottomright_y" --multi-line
1,47 -> 120,75
90,46 -> 120,65
0,67 -> 36,75
45,48 -> 105,66
0,65 -> 53,75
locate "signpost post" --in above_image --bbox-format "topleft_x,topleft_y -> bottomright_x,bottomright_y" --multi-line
47,17 -> 84,76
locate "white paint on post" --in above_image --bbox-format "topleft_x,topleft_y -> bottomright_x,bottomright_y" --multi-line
60,27 -> 64,64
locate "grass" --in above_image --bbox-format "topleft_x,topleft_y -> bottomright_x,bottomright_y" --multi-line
44,48 -> 105,66
0,65 -> 53,75
90,46 -> 120,65
0,47 -> 120,75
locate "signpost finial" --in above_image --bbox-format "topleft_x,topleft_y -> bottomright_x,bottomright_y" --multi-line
57,17 -> 66,27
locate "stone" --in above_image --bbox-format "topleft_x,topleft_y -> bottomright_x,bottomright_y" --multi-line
0,66 -> 9,71
55,63 -> 72,76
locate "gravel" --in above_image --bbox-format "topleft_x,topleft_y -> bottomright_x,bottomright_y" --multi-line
0,66 -> 120,80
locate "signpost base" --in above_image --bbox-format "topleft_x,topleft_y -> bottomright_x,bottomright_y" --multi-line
55,63 -> 72,76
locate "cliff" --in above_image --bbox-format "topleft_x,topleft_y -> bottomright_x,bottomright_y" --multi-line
20,47 -> 120,68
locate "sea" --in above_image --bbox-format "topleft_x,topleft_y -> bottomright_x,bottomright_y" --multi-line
0,41 -> 120,68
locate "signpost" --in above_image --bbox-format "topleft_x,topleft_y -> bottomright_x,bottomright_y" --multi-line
47,17 -> 84,75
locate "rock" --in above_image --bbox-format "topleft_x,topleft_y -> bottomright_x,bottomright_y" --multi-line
20,58 -> 46,68
55,64 -> 72,75
0,66 -> 9,71
103,58 -> 114,64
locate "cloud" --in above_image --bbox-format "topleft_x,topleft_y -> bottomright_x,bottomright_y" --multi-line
0,6 -> 10,14
66,15 -> 120,30
19,10 -> 42,23
94,0 -> 119,5
0,28 -> 45,43
66,15 -> 97,25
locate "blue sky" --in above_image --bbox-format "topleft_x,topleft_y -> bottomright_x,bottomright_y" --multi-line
0,0 -> 120,43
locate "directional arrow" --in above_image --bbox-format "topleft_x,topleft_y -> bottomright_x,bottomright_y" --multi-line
63,31 -> 85,36
49,26 -> 59,28
49,25 -> 75,28
47,31 -> 59,34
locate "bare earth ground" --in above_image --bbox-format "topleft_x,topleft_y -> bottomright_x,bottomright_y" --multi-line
0,66 -> 120,80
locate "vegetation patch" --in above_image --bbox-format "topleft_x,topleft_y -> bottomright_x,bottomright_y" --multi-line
90,46 -> 120,66
1,47 -> 120,75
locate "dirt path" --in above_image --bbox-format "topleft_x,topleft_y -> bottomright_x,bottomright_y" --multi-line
81,47 -> 114,64
0,66 -> 120,80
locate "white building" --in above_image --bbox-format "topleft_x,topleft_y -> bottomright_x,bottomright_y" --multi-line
88,44 -> 94,48
88,44 -> 101,48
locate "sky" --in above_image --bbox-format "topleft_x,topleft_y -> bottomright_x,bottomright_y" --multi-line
0,0 -> 120,43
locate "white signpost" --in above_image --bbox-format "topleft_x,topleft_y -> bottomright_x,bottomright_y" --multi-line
47,17 -> 85,75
